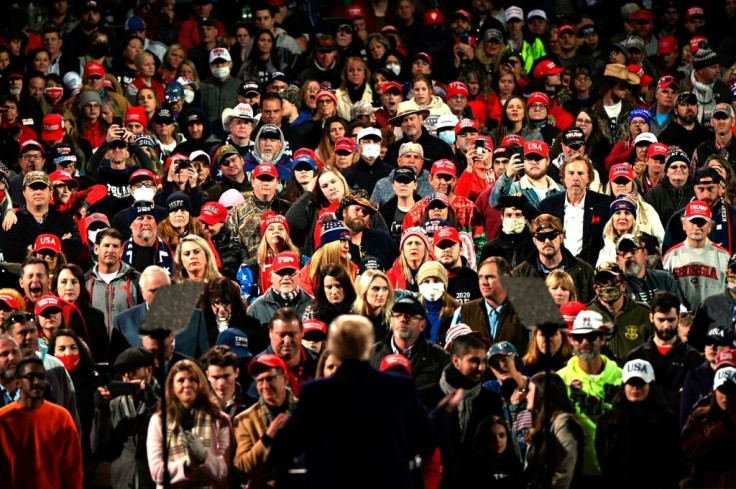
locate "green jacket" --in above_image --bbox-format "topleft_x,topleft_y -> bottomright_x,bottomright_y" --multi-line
586,297 -> 653,364
558,355 -> 623,477
519,38 -> 547,75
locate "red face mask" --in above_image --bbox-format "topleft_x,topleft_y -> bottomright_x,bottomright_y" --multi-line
44,86 -> 64,105
58,353 -> 80,372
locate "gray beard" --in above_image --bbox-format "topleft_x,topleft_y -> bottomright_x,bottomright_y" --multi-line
624,260 -> 642,277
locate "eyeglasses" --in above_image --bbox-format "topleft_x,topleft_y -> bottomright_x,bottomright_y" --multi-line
616,248 -> 642,258
668,164 -> 689,172
255,373 -> 283,385
630,120 -> 647,126
576,118 -> 592,125
529,103 -> 547,110
534,231 -> 561,242
22,154 -> 43,161
37,251 -> 59,260
18,373 -> 47,382
211,299 -> 231,307
131,181 -> 156,188
220,156 -> 240,167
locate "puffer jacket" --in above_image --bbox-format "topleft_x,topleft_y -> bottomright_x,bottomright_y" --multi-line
85,262 -> 141,336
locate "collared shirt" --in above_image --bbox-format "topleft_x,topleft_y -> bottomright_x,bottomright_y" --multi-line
564,193 -> 586,256
0,383 -> 19,407
391,336 -> 417,359
484,301 -> 504,339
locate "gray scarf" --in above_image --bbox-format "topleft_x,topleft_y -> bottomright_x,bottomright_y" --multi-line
439,365 -> 482,442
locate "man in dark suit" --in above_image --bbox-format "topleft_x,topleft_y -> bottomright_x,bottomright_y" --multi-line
269,315 -> 461,489
112,265 -> 208,359
539,154 -> 612,266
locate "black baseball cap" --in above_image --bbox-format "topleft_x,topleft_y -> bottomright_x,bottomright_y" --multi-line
393,167 -> 416,183
392,296 -> 425,319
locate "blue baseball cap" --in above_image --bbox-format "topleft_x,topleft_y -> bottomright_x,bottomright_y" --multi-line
216,328 -> 253,359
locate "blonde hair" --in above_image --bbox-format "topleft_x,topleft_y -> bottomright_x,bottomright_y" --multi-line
353,270 -> 394,326
173,235 -> 222,282
307,240 -> 354,283
544,270 -> 577,302
257,223 -> 300,267
399,238 -> 429,283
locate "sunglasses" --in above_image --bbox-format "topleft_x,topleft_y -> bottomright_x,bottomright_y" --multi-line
534,231 -> 561,241
570,332 -> 601,343
8,311 -> 35,324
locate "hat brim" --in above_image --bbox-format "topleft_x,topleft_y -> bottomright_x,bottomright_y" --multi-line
389,108 -> 431,125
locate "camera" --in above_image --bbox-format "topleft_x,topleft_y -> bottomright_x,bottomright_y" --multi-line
177,159 -> 192,170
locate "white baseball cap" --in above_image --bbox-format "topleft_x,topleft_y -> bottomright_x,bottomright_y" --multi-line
714,366 -> 736,391
357,127 -> 382,141
570,310 -> 611,335
622,359 -> 655,384
634,132 -> 657,145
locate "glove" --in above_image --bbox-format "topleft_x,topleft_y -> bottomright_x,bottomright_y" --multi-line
182,430 -> 208,465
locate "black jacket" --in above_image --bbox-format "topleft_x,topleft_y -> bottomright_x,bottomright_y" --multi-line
538,190 -> 613,266
480,228 -> 536,269
512,246 -> 596,304
689,290 -> 735,351
3,206 -> 82,263
210,226 -> 249,280
627,337 -> 703,416
643,177 -> 694,232
370,334 -> 450,391
657,121 -> 712,158
341,157 -> 392,195
383,127 -> 455,168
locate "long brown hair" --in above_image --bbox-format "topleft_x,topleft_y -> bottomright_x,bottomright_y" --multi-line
159,359 -> 220,424
522,328 -> 573,367
525,372 -> 576,447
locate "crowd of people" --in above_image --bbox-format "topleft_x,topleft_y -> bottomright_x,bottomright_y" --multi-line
1,0 -> 736,488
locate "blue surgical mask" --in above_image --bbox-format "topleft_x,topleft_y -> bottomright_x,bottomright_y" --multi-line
439,130 -> 456,146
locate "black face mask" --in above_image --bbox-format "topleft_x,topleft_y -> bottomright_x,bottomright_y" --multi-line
89,42 -> 109,59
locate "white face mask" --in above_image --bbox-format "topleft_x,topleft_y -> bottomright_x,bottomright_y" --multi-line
502,217 -> 526,234
438,130 -> 456,145
387,63 -> 401,76
184,89 -> 195,104
88,230 -> 100,245
216,316 -> 230,332
419,282 -> 445,302
361,143 -> 381,161
131,186 -> 156,202
211,66 -> 231,80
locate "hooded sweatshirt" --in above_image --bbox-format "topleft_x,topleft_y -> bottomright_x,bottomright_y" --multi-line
242,125 -> 293,183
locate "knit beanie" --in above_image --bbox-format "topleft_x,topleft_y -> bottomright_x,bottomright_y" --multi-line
166,192 -> 191,214
629,108 -> 651,125
416,261 -> 448,288
318,216 -> 350,249
260,210 -> 289,236
609,195 -> 638,218
664,148 -> 690,172
693,41 -> 721,70
129,200 -> 156,221
400,226 -> 430,251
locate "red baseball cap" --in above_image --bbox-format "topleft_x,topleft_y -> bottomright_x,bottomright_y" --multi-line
454,118 -> 479,135
431,159 -> 457,177
524,140 -> 549,158
83,61 -> 106,79
334,137 -> 355,153
716,349 -> 736,369
501,134 -> 524,147
446,81 -> 469,99
303,319 -> 328,339
198,202 -> 228,226
345,5 -> 365,20
657,75 -> 679,92
628,64 -> 652,88
684,200 -> 712,221
20,139 -> 45,155
260,211 -> 289,235
0,293 -> 20,311
689,36 -> 708,54
34,234 -> 61,254
609,164 -> 634,182
658,36 -> 678,55
453,10 -> 472,23
253,163 -> 278,179
271,252 -> 299,274
247,353 -> 288,376
86,212 -> 110,229
560,301 -> 587,330
630,9 -> 653,23
647,143 -> 669,158
42,114 -> 64,142
129,168 -> 156,185
434,226 -> 460,246
685,6 -> 705,22
35,295 -> 63,316
382,81 -> 403,95
557,24 -> 576,36
413,52 -> 432,67
424,9 -> 444,26
49,169 -> 79,189
533,60 -> 564,79
380,354 -> 412,375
